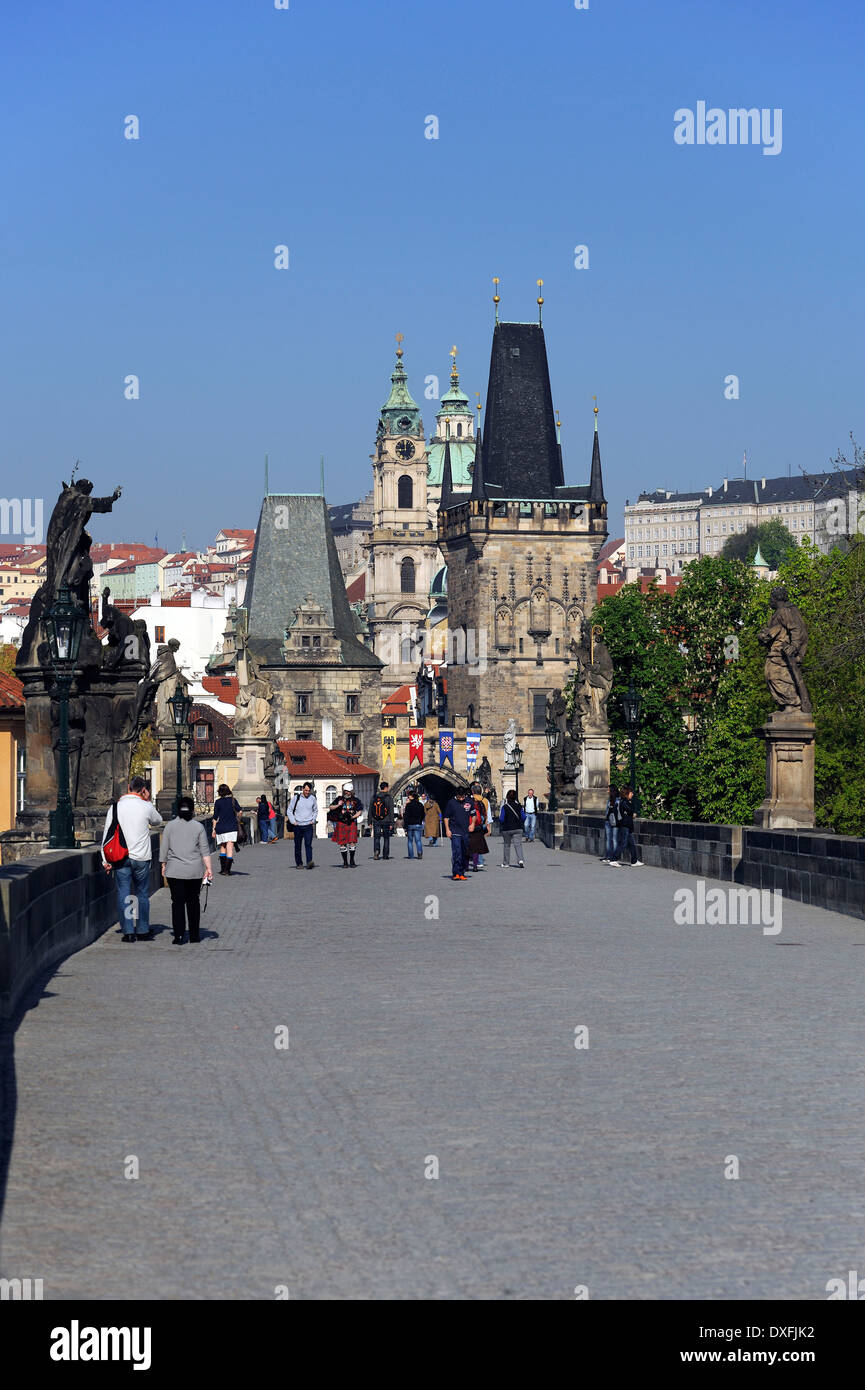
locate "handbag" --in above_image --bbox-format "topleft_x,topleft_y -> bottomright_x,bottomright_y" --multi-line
102,801 -> 129,865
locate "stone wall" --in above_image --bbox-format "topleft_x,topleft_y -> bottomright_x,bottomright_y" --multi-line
0,835 -> 162,1022
538,811 -> 865,921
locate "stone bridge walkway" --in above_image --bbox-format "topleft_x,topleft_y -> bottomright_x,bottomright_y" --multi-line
1,835 -> 863,1300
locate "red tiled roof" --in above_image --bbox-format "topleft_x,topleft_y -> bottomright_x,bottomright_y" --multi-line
277,739 -> 377,779
0,670 -> 24,710
383,683 -> 413,713
92,543 -> 166,563
218,529 -> 255,540
202,675 -> 239,705
345,573 -> 366,602
160,596 -> 192,606
597,536 -> 625,565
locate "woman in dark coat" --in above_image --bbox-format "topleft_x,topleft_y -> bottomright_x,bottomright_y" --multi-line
213,783 -> 242,874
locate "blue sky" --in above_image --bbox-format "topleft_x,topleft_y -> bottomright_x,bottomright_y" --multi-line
2,0 -> 863,551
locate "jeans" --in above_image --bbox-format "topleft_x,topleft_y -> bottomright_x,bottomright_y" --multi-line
115,859 -> 151,935
524,812 -> 537,841
604,823 -> 617,858
293,823 -> 315,865
168,878 -> 201,940
450,832 -> 469,876
406,825 -> 423,858
258,818 -> 274,843
501,831 -> 523,865
616,827 -> 638,864
372,821 -> 392,857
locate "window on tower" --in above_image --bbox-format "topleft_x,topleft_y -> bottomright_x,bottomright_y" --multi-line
400,557 -> 416,593
397,475 -> 413,509
457,423 -> 462,437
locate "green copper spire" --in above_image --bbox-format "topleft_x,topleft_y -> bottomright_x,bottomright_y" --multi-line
379,332 -> 423,437
752,543 -> 768,569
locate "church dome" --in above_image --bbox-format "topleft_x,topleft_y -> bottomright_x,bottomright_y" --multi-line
429,565 -> 447,600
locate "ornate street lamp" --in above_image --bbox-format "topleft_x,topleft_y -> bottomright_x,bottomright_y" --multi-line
544,717 -> 560,813
272,742 -> 286,814
45,586 -> 87,849
168,683 -> 193,817
512,740 -> 523,803
621,675 -> 643,816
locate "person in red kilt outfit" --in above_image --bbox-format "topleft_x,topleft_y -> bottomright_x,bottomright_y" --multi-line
327,782 -> 364,867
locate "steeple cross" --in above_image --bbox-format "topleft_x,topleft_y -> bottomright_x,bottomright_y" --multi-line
395,331 -> 404,359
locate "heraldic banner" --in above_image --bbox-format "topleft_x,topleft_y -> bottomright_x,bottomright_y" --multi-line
408,728 -> 424,765
381,730 -> 396,766
439,729 -> 454,768
466,732 -> 481,767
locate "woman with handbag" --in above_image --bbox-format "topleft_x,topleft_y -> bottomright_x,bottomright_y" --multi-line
160,796 -> 213,944
213,783 -> 242,874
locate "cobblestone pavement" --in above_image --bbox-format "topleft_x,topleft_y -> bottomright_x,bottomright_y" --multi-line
1,834 -> 864,1300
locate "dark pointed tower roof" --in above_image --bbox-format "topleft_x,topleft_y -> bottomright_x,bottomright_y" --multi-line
481,322 -> 564,498
469,424 -> 486,501
243,494 -> 380,665
589,401 -> 605,503
438,439 -> 454,510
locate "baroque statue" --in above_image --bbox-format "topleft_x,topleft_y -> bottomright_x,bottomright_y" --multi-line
757,586 -> 812,715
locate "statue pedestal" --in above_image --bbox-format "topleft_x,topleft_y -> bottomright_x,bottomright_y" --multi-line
500,764 -> 519,802
578,726 -> 610,815
156,734 -> 191,816
232,738 -> 272,808
754,711 -> 816,830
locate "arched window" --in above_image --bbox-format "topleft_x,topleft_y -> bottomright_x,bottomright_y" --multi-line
400,557 -> 415,593
397,475 -> 413,509
325,784 -> 338,806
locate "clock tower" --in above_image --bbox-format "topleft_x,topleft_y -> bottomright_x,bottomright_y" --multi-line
366,336 -> 440,690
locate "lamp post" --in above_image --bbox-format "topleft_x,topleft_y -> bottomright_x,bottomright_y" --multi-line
545,716 -> 561,813
45,587 -> 87,849
272,743 -> 286,814
621,675 -> 643,816
168,683 -> 193,817
512,741 -> 523,802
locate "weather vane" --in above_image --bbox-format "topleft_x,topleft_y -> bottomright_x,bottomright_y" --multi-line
395,331 -> 404,359
537,278 -> 544,325
450,344 -> 458,378
492,276 -> 500,323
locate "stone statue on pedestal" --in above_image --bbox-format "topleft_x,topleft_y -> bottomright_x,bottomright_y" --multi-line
502,719 -> 517,767
234,644 -> 275,740
757,586 -> 812,715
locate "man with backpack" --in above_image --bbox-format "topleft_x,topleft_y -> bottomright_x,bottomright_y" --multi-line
371,780 -> 395,860
101,776 -> 163,942
286,781 -> 318,869
601,785 -> 620,863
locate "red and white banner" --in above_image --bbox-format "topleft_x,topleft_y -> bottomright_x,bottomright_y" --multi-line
408,728 -> 424,765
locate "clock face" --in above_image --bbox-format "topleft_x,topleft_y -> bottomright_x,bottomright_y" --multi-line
395,439 -> 416,460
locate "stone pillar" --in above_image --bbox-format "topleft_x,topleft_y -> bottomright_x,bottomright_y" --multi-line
578,726 -> 611,816
754,711 -> 816,830
500,765 -> 518,803
156,734 -> 191,817
231,738 -> 272,808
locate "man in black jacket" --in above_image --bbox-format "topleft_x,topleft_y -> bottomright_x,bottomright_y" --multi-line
611,785 -> 644,867
370,780 -> 395,860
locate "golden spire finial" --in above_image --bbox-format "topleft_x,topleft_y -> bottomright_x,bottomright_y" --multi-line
537,278 -> 544,325
450,344 -> 458,380
475,392 -> 482,415
492,276 -> 500,323
593,395 -> 599,431
395,331 -> 404,360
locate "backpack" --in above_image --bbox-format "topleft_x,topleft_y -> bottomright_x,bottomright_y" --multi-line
103,801 -> 129,865
372,795 -> 389,820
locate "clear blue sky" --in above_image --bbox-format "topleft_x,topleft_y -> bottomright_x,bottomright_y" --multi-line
2,0 -> 863,551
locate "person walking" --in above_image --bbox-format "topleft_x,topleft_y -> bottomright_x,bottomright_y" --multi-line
499,789 -> 526,868
160,796 -> 213,944
423,793 -> 441,846
468,781 -> 490,871
286,781 -> 318,869
443,789 -> 474,881
213,783 -> 242,874
327,782 -> 364,867
523,789 -> 538,842
402,788 -> 425,859
101,776 -> 163,941
611,784 -> 644,867
601,785 -> 620,863
257,793 -> 277,844
370,780 -> 395,860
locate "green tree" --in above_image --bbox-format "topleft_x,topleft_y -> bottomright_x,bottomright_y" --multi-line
0,644 -> 17,677
722,518 -> 797,569
130,726 -> 159,781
